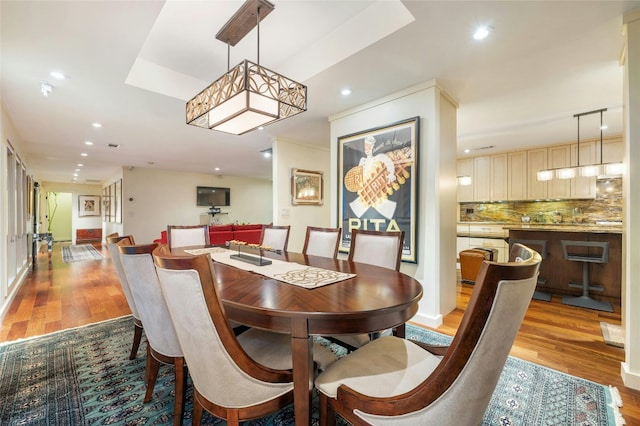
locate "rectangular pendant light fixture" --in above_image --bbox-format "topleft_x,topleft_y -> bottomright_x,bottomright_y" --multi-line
186,0 -> 307,135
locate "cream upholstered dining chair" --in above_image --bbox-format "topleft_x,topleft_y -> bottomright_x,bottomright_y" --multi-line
152,246 -> 337,426
116,241 -> 187,426
105,234 -> 142,360
167,224 -> 210,249
302,226 -> 342,258
315,243 -> 541,426
259,225 -> 290,252
328,229 -> 405,351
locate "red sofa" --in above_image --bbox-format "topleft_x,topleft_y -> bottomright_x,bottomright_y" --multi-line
154,224 -> 264,246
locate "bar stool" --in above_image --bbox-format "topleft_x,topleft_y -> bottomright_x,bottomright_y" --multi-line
509,238 -> 551,301
561,240 -> 612,312
459,248 -> 497,284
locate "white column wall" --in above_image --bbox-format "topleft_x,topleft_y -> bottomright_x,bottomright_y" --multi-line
329,80 -> 458,327
621,8 -> 640,390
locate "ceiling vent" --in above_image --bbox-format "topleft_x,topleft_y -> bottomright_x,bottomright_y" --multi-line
108,143 -> 120,148
85,179 -> 101,183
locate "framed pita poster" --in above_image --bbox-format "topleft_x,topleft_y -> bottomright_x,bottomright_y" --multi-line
337,117 -> 419,263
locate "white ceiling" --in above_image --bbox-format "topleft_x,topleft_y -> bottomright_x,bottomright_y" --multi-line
2,0 -> 638,184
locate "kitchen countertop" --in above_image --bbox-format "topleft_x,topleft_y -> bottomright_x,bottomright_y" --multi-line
504,224 -> 622,234
458,221 -> 622,235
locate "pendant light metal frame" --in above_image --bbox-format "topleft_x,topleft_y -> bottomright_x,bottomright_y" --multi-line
186,0 -> 307,135
536,108 -> 622,181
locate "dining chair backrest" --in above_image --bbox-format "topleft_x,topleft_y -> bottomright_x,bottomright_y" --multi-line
316,243 -> 541,425
167,224 -> 210,249
348,228 -> 404,271
260,225 -> 290,252
302,226 -> 342,258
106,235 -> 139,318
152,247 -> 293,416
117,242 -> 182,358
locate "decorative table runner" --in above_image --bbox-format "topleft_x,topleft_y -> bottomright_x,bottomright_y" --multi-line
184,247 -> 355,289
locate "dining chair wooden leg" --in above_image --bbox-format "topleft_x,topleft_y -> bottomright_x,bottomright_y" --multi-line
393,323 -> 406,338
319,392 -> 336,426
192,392 -> 204,426
173,357 -> 187,426
130,319 -> 143,360
144,345 -> 160,403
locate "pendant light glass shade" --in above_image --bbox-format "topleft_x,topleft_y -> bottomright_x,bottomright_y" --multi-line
536,170 -> 554,181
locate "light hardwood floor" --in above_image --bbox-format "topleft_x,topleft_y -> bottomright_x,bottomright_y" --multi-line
1,243 -> 639,424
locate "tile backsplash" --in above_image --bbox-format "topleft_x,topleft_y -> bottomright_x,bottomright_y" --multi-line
459,178 -> 622,224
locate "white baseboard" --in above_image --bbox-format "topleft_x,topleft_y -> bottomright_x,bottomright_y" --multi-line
621,361 -> 640,390
410,312 -> 443,329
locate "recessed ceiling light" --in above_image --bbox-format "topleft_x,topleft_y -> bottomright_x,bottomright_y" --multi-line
258,126 -> 264,130
84,141 -> 93,146
341,88 -> 352,96
92,122 -> 102,128
214,167 -> 220,171
473,26 -> 492,40
80,153 -> 88,157
260,148 -> 272,158
72,173 -> 78,177
40,81 -> 53,97
464,148 -> 471,154
50,71 -> 66,80
77,163 -> 84,167
74,169 -> 81,172
600,125 -> 608,130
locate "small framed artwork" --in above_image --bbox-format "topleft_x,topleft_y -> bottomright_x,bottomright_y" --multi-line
291,168 -> 323,205
78,195 -> 101,217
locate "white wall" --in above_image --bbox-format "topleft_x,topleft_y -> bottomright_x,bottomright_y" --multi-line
1,100 -> 33,317
122,167 -> 272,244
622,8 -> 640,390
272,139 -> 331,252
329,80 -> 458,327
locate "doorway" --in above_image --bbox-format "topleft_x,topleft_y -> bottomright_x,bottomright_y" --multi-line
46,192 -> 72,242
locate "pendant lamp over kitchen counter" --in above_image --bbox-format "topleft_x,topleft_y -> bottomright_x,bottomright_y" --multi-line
537,108 -> 623,181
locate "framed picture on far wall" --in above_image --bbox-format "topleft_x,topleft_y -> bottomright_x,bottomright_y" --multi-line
337,116 -> 419,263
78,195 -> 101,217
291,168 -> 323,205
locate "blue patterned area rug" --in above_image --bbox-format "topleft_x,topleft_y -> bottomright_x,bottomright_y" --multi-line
62,244 -> 105,263
0,316 -> 622,425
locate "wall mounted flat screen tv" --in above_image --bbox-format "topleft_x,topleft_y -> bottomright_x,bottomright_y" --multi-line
197,186 -> 230,207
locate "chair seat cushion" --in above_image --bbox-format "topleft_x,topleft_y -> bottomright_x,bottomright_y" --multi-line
315,336 -> 440,398
330,333 -> 372,349
239,329 -> 337,371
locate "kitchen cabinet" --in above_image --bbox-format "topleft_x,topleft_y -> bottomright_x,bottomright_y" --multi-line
547,144 -> 571,199
473,156 -> 491,201
527,148 -> 548,200
491,154 -> 508,201
456,158 -> 474,202
461,154 -> 508,202
571,140 -> 596,198
601,137 -> 624,163
456,224 -> 509,263
507,151 -> 527,200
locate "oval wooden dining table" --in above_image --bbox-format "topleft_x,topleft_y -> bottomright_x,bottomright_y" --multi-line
176,248 -> 423,426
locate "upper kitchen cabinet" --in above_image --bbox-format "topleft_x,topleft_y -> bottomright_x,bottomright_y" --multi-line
491,154 -> 508,201
601,137 -> 624,164
473,156 -> 492,201
457,157 -> 474,202
527,148 -> 548,200
571,140 -> 597,198
547,145 -> 571,199
507,151 -> 527,200
467,154 -> 508,202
